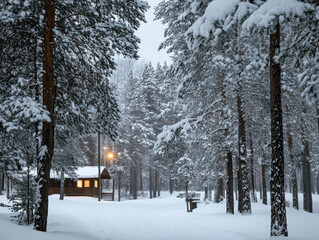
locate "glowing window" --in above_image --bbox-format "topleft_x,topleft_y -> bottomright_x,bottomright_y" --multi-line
95,180 -> 98,188
77,180 -> 83,188
84,180 -> 90,188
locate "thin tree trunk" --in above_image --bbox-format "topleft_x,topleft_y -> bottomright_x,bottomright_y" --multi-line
301,115 -> 312,212
6,177 -> 9,199
149,167 -> 152,199
204,187 -> 208,201
262,163 -> 267,205
133,166 -> 137,199
286,105 -> 298,210
259,165 -> 262,200
130,166 -> 133,197
59,168 -> 64,200
27,165 -> 30,225
316,105 -> 319,195
234,156 -> 238,201
34,42 -> 40,170
186,181 -> 189,212
154,170 -> 158,198
226,152 -> 234,214
214,177 -> 224,203
112,179 -> 115,201
139,168 -> 143,194
0,171 -> 3,195
237,155 -> 242,212
237,94 -> 251,214
269,23 -> 287,237
249,133 -> 257,203
118,172 -> 121,202
208,184 -> 212,201
98,133 -> 101,201
158,172 -> 160,197
34,0 -> 55,232
169,166 -> 173,194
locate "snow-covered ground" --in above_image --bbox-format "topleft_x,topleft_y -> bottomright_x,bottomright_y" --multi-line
1,192 -> 319,240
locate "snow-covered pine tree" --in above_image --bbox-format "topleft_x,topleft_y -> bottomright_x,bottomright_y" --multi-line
242,0 -> 316,236
1,0 -> 148,232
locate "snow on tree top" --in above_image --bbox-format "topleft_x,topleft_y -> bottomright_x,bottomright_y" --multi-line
185,0 -> 256,48
242,0 -> 313,31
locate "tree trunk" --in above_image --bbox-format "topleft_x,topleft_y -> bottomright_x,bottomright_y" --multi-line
153,170 -> 158,198
237,94 -> 251,214
204,187 -> 208,201
6,177 -> 9,199
0,172 -> 3,195
226,152 -> 234,214
27,165 -> 30,225
262,163 -> 267,205
139,168 -> 143,194
149,167 -> 152,199
118,172 -> 121,202
269,23 -> 287,237
186,181 -> 189,212
214,177 -> 224,203
286,105 -> 298,210
133,167 -> 137,199
157,172 -> 160,197
130,166 -> 133,197
208,184 -> 212,201
259,165 -> 262,200
59,168 -> 64,200
34,0 -> 55,232
169,166 -> 173,194
237,155 -> 242,212
112,179 -> 115,201
234,156 -> 238,201
98,132 -> 101,201
249,134 -> 257,203
301,123 -> 312,212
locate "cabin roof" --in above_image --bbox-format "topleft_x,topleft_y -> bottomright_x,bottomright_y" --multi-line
50,166 -> 111,179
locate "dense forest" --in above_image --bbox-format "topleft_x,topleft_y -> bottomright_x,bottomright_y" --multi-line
0,0 -> 319,238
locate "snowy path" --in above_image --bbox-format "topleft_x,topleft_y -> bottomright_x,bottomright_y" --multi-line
1,192 -> 319,240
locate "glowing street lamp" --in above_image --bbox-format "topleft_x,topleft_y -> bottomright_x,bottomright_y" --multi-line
107,152 -> 115,161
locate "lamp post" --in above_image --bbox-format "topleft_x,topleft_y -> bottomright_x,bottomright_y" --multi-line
104,150 -> 121,201
106,150 -> 115,201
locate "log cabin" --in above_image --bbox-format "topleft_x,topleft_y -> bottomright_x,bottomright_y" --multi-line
49,166 -> 112,198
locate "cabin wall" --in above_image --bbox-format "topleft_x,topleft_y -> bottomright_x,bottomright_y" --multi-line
49,178 -> 97,197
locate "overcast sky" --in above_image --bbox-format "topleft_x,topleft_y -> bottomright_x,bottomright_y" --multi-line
135,0 -> 172,65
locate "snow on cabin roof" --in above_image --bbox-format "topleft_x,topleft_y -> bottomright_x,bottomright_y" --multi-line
50,166 -> 110,179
